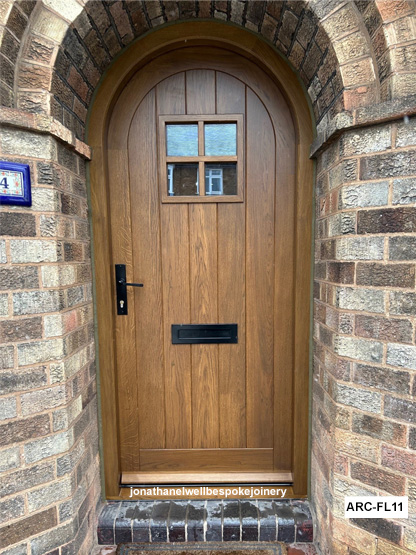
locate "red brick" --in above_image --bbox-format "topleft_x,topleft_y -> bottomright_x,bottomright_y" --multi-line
0,414 -> 50,447
382,445 -> 416,475
0,507 -> 57,549
356,263 -> 415,288
355,315 -> 413,343
350,461 -> 406,495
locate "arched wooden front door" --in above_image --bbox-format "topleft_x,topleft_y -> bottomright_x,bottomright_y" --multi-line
90,26 -> 312,497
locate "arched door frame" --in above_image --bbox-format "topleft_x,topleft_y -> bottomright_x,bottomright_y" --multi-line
87,21 -> 314,498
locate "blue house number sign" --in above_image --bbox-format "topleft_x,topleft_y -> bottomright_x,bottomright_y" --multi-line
0,161 -> 32,207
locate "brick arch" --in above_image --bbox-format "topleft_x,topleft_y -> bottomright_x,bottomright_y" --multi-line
9,0 -> 383,141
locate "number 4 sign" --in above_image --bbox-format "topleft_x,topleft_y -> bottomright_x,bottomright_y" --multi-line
0,161 -> 31,206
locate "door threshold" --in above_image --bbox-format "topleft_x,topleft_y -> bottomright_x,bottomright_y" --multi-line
121,472 -> 293,484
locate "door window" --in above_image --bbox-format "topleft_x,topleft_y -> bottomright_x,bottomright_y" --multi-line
159,115 -> 243,202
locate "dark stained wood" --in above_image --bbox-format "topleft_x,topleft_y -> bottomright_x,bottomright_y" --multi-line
89,25 -> 314,498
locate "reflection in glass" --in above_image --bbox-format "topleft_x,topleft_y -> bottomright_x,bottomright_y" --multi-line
205,163 -> 237,195
166,125 -> 198,156
167,163 -> 199,196
205,124 -> 237,156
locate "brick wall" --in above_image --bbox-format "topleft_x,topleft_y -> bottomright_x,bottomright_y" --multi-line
312,115 -> 416,554
0,124 -> 101,554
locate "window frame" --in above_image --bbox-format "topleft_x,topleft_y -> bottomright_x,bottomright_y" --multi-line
158,114 -> 244,203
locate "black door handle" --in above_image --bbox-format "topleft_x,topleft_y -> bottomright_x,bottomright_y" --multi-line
115,265 -> 143,315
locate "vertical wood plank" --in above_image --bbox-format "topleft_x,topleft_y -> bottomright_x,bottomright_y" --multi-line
157,74 -> 193,449
129,90 -> 166,449
246,88 -> 275,449
186,69 -> 216,114
273,126 -> 296,471
107,146 -> 139,470
190,203 -> 219,448
187,69 -> 219,448
216,72 -> 247,448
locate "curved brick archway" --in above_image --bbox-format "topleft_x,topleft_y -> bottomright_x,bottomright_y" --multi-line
1,0 -> 386,141
1,3 -> 416,555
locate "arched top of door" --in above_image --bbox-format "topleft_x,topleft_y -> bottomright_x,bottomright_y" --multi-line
88,21 -> 313,152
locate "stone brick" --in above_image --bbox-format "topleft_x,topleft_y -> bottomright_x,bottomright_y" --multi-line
384,395 -> 416,424
336,286 -> 384,313
334,336 -> 383,363
17,338 -> 65,366
0,507 -> 57,550
28,477 -> 72,512
0,128 -> 57,159
0,396 -> 16,421
10,240 -> 61,263
354,364 -> 410,396
335,32 -> 369,64
0,266 -> 38,290
358,207 -> 416,234
355,315 -> 413,343
351,518 -> 402,545
24,429 -> 73,464
0,495 -> 25,525
0,316 -> 42,343
352,413 -> 406,446
350,461 -> 406,495
0,345 -> 14,369
0,212 -> 36,237
335,237 -> 384,260
0,446 -> 20,472
6,5 -> 27,40
329,160 -> 358,190
356,263 -> 415,288
390,291 -> 416,316
327,262 -> 355,284
389,236 -> 416,260
335,429 -> 379,463
335,383 -> 381,413
340,181 -> 389,209
0,461 -> 56,499
392,178 -> 416,205
13,289 -> 63,315
361,151 -> 416,180
0,240 -> 6,264
30,521 -> 76,555
21,385 -> 67,416
0,414 -> 50,447
387,343 -> 416,370
0,294 -> 8,317
341,126 -> 391,158
31,188 -> 61,212
41,265 -> 76,288
24,35 -> 54,64
327,213 -> 356,236
396,116 -> 416,147
0,366 -> 47,393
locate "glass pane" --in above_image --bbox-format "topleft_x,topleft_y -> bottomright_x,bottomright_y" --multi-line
205,124 -> 237,156
205,163 -> 237,196
166,124 -> 198,156
167,163 -> 199,196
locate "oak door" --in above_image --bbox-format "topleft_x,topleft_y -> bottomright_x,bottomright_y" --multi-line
107,47 -> 296,484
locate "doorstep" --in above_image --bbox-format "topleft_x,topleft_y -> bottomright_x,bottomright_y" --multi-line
97,499 -> 313,545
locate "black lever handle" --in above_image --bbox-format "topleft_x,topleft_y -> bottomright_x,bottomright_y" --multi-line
115,265 -> 143,315
118,278 -> 143,287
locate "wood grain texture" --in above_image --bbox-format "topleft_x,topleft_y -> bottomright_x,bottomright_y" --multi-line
245,87 -> 275,449
107,147 -> 139,469
216,72 -> 247,449
90,33 -> 313,496
121,471 -> 292,484
129,90 -> 166,449
190,203 -> 219,449
139,448 -> 273,471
